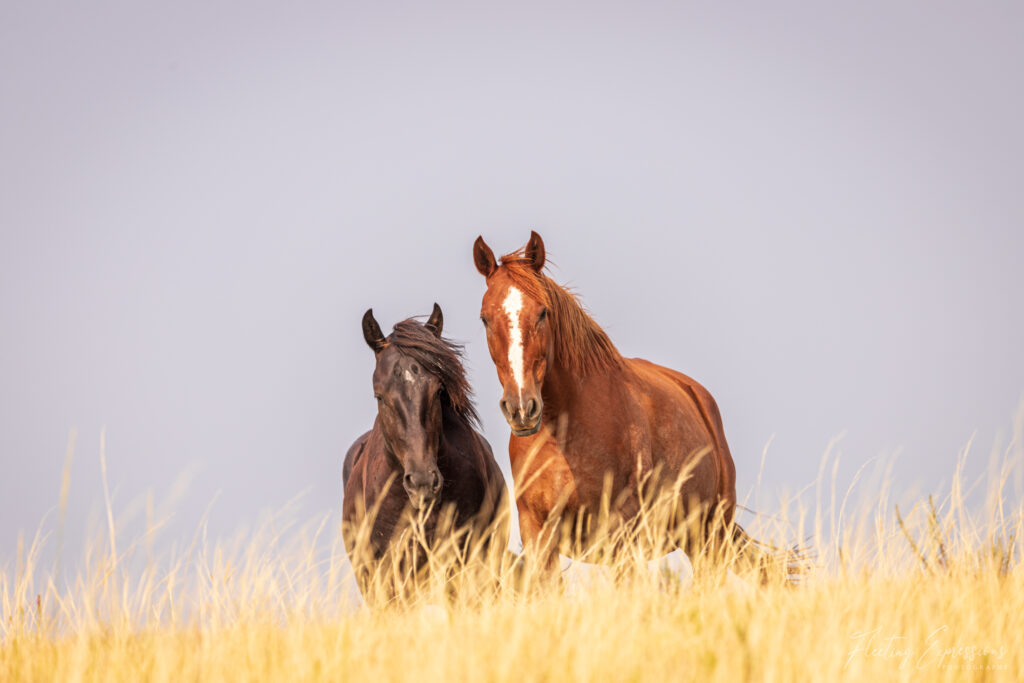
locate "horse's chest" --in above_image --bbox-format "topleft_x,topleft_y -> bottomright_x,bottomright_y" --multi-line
511,435 -> 632,515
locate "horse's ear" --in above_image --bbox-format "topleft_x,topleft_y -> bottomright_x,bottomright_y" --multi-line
525,230 -> 545,272
362,309 -> 387,354
425,302 -> 443,337
473,236 -> 497,277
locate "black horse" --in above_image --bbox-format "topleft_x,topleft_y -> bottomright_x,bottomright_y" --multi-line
342,304 -> 510,602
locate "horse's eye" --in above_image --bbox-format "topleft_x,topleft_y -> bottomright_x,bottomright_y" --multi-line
374,393 -> 382,402
538,308 -> 548,324
480,315 -> 489,328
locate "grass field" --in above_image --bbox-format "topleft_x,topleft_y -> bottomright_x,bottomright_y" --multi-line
2,434 -> 1021,682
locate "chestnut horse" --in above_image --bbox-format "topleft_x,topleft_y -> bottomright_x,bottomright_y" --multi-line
342,304 -> 510,600
473,232 -> 763,572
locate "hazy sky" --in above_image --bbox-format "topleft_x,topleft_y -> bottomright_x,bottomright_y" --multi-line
2,2 -> 1022,562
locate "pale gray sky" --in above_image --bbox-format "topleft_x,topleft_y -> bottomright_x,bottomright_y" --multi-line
2,1 -> 1022,562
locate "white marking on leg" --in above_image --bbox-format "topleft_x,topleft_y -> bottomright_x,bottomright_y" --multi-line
726,569 -> 755,596
502,287 -> 525,402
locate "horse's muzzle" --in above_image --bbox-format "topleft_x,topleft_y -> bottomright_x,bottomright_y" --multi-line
404,468 -> 442,510
501,396 -> 543,437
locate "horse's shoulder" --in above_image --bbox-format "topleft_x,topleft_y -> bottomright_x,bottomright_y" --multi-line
448,425 -> 499,478
472,429 -> 507,489
470,427 -> 496,461
342,429 -> 374,488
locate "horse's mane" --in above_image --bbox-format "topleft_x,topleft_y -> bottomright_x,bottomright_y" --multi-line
387,319 -> 480,427
498,250 -> 624,376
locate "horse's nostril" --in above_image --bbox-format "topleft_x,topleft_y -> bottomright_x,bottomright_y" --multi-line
526,398 -> 538,419
431,470 -> 441,492
499,399 -> 511,418
403,473 -> 414,489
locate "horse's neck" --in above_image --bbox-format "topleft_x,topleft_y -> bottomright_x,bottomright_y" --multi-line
370,419 -> 403,474
543,316 -> 624,414
541,357 -> 590,417
549,291 -> 622,373
438,405 -> 475,460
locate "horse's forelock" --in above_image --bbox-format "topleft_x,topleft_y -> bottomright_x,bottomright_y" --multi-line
387,319 -> 479,427
496,253 -> 550,306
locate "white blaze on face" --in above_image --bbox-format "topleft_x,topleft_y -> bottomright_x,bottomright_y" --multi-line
502,286 -> 526,402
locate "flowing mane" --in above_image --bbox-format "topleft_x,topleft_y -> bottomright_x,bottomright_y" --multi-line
499,250 -> 624,376
387,319 -> 480,427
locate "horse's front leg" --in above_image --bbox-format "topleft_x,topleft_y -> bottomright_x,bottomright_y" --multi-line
516,499 -> 562,582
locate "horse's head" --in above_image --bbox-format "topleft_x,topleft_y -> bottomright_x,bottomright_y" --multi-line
362,304 -> 447,510
473,231 -> 551,437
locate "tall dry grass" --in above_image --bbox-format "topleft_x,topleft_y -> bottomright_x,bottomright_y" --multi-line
1,424 -> 1022,682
